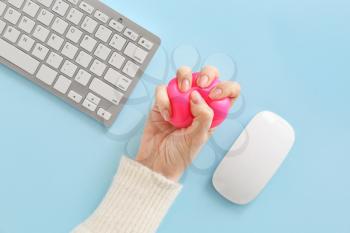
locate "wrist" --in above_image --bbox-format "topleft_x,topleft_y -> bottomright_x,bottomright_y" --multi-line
135,155 -> 183,182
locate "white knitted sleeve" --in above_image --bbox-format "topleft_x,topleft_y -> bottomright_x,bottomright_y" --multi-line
72,156 -> 182,233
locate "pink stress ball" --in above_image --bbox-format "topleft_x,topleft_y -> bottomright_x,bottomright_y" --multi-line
167,72 -> 231,128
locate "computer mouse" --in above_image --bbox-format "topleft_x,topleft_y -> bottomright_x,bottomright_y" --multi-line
212,111 -> 295,205
167,72 -> 231,128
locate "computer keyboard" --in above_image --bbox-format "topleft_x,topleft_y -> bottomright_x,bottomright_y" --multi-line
0,0 -> 160,126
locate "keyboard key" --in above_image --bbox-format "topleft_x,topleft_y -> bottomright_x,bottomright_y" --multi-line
54,75 -> 71,94
66,26 -> 83,43
18,34 -> 35,51
86,93 -> 100,105
122,61 -> 139,78
4,8 -> 21,25
62,42 -> 78,59
95,25 -> 112,42
23,0 -> 40,17
76,51 -> 92,68
124,28 -> 139,41
33,25 -> 50,42
52,0 -> 69,16
67,0 -> 79,4
68,90 -> 82,103
36,64 -> 57,85
37,9 -> 54,26
139,37 -> 154,50
79,2 -> 94,14
18,16 -> 35,33
82,99 -> 97,111
3,26 -> 20,43
8,0 -> 24,9
94,44 -> 111,61
124,42 -> 148,64
104,68 -> 131,92
61,60 -> 77,77
89,78 -> 123,105
109,19 -> 124,32
52,17 -> 68,35
97,108 -> 112,121
32,43 -> 49,60
109,34 -> 126,51
0,2 -> 6,16
0,38 -> 39,75
75,69 -> 91,86
94,10 -> 109,23
37,0 -> 54,8
80,35 -> 97,52
0,20 -> 6,34
116,76 -> 132,92
109,52 -> 125,69
90,59 -> 106,76
66,8 -> 83,25
81,16 -> 98,33
47,33 -> 64,50
104,68 -> 122,86
46,52 -> 63,69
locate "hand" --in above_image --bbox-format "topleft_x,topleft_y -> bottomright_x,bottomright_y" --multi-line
136,66 -> 240,181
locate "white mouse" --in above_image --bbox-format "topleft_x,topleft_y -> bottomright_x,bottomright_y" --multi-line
212,111 -> 295,205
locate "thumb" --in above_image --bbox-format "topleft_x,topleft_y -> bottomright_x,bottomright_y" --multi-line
187,91 -> 214,135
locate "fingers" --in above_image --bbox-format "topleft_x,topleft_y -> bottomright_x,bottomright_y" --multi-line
187,91 -> 214,134
176,66 -> 192,92
155,85 -> 171,121
209,81 -> 241,105
177,65 -> 220,91
197,66 -> 219,88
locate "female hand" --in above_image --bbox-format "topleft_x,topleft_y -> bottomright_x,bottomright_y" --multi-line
136,66 -> 240,181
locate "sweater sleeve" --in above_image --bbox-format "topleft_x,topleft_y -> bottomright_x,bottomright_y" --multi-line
71,156 -> 182,233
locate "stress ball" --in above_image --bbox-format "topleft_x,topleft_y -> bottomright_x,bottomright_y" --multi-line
167,72 -> 231,128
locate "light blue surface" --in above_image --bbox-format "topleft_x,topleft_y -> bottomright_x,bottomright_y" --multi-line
0,0 -> 349,232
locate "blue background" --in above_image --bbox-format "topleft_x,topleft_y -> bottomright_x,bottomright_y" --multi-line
0,0 -> 349,233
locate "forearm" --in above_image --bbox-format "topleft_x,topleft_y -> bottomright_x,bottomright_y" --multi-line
72,156 -> 182,233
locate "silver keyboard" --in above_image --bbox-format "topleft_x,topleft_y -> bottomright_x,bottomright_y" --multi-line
0,0 -> 160,126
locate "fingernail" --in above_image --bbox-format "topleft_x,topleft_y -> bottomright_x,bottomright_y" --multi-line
161,110 -> 169,121
198,75 -> 209,87
210,88 -> 223,98
181,79 -> 190,91
191,91 -> 202,104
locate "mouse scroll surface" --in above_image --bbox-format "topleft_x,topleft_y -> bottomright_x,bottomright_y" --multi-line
212,111 -> 295,205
